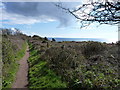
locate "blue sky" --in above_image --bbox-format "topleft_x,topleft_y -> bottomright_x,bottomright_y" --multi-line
1,2 -> 118,43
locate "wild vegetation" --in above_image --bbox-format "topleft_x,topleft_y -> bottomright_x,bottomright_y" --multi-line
28,43 -> 67,88
2,30 -> 27,88
27,35 -> 120,89
1,28 -> 120,89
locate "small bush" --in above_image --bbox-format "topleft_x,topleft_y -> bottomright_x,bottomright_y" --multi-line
82,41 -> 107,57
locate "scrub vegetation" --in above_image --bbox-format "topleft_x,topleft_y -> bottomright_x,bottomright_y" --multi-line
27,35 -> 120,89
1,28 -> 120,89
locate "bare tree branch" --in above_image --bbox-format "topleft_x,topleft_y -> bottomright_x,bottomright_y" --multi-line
55,1 -> 120,28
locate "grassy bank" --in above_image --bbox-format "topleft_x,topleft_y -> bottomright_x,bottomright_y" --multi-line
28,43 -> 67,88
2,36 -> 27,88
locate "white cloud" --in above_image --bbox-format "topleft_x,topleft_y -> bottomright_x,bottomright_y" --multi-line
1,2 -> 77,27
1,3 -> 56,25
2,11 -> 56,24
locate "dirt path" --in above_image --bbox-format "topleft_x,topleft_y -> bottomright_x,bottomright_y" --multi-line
12,46 -> 29,88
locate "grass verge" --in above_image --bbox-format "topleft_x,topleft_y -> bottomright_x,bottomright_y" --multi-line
28,43 -> 67,88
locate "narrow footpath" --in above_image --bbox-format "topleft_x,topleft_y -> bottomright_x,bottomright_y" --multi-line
12,46 -> 29,88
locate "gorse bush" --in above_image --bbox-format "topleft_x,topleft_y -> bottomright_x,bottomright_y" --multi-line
82,41 -> 107,57
28,37 -> 120,89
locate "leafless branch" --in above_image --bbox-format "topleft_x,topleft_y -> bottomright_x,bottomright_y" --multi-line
55,1 -> 120,28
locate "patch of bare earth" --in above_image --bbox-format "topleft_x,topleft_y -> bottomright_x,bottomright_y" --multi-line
12,46 -> 29,88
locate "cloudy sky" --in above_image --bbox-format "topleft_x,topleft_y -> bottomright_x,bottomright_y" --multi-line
1,0 -> 118,43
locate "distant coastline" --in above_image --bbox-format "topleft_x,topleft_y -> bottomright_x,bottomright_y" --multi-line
48,38 -> 108,43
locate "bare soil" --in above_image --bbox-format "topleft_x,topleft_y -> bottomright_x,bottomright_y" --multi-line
12,46 -> 29,88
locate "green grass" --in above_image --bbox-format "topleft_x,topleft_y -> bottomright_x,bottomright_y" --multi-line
15,41 -> 27,61
28,44 -> 67,88
2,40 -> 27,88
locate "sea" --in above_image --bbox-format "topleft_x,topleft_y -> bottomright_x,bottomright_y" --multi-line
48,38 -> 108,43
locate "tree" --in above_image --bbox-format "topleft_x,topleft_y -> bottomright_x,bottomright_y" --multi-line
56,0 -> 120,28
14,28 -> 22,35
1,28 -> 22,35
52,38 -> 56,42
2,29 -> 12,35
44,37 -> 48,41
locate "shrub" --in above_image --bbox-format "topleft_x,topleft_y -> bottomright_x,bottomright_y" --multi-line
44,37 -> 48,41
82,41 -> 107,57
52,38 -> 56,42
